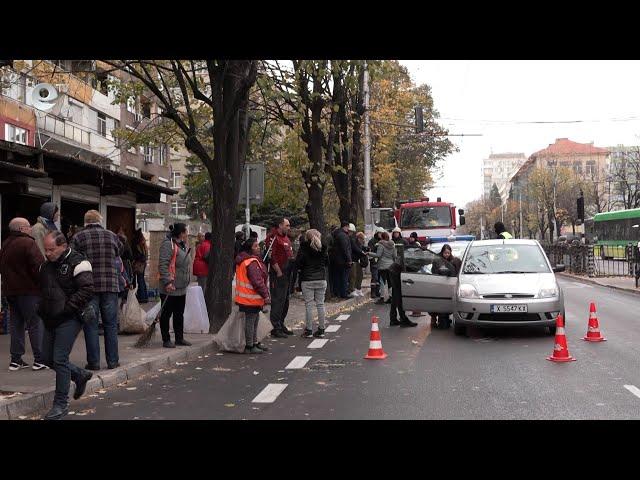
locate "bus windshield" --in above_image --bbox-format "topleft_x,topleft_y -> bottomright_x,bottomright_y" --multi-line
401,206 -> 451,229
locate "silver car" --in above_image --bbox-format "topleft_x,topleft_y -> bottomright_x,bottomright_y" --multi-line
400,239 -> 565,336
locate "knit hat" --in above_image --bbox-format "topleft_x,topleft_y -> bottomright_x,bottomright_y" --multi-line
392,227 -> 401,233
410,231 -> 418,239
348,223 -> 356,232
40,202 -> 58,221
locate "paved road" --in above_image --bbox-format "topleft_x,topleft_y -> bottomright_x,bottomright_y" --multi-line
65,277 -> 640,420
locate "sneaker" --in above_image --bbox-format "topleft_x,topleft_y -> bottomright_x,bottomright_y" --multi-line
313,328 -> 325,338
73,371 -> 93,400
254,343 -> 269,352
301,328 -> 313,338
175,339 -> 192,346
42,404 -> 69,420
9,359 -> 29,371
32,362 -> 49,371
282,326 -> 294,335
84,364 -> 101,371
271,330 -> 288,339
163,340 -> 176,348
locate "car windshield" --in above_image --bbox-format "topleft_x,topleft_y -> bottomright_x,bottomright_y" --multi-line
462,244 -> 551,274
401,206 -> 451,229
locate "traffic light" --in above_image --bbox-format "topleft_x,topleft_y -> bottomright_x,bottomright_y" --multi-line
415,106 -> 424,133
577,191 -> 584,222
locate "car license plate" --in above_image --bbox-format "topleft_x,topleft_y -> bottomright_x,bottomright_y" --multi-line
490,304 -> 528,313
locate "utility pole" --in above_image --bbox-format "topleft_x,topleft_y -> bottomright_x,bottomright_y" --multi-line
363,60 -> 372,239
244,162 -> 251,239
519,191 -> 523,238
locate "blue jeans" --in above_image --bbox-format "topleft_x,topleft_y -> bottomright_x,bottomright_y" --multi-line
135,271 -> 148,303
42,315 -> 85,407
84,293 -> 119,367
7,295 -> 44,363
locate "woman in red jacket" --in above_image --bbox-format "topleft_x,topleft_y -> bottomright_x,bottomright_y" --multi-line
193,232 -> 212,292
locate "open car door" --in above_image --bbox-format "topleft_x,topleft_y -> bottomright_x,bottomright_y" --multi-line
399,245 -> 457,313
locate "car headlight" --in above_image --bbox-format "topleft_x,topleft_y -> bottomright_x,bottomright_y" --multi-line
538,285 -> 559,298
458,284 -> 479,299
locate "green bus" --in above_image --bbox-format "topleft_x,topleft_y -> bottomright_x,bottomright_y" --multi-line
590,208 -> 640,259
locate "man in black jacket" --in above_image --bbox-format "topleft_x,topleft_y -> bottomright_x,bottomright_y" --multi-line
329,221 -> 352,299
38,231 -> 95,420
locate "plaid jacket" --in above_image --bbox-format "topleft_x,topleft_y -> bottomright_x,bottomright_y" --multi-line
72,224 -> 123,293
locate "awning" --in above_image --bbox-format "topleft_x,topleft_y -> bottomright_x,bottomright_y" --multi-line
0,140 -> 177,203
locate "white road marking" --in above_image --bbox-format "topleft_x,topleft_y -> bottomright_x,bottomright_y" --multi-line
252,383 -> 288,403
623,385 -> 640,399
325,325 -> 341,333
308,339 -> 329,349
286,356 -> 312,369
336,314 -> 350,321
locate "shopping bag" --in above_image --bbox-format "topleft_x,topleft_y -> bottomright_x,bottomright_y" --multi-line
120,286 -> 147,333
212,308 -> 246,353
184,285 -> 209,333
380,278 -> 390,301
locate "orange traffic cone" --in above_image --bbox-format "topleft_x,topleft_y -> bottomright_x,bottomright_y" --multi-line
583,302 -> 606,342
547,314 -> 576,363
364,315 -> 387,360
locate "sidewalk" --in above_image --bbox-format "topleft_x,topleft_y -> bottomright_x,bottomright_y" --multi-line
0,278 -> 372,420
558,272 -> 640,295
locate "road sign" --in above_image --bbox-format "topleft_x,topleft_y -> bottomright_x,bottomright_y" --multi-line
239,163 -> 264,205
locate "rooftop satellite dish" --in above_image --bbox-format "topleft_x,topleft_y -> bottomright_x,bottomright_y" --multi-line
31,83 -> 59,112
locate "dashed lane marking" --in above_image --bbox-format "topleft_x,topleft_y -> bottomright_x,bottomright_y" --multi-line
308,339 -> 329,349
325,325 -> 341,333
286,356 -> 312,369
624,385 -> 640,399
336,314 -> 351,321
252,383 -> 288,403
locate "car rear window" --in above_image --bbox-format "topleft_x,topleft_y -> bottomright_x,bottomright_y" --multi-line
462,244 -> 551,274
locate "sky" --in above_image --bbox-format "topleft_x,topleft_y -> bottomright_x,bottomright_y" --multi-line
400,60 -> 640,209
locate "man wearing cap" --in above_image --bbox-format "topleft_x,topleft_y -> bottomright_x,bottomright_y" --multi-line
329,221 -> 353,299
368,227 -> 385,298
406,232 -> 422,250
0,218 -> 47,371
32,202 -> 60,255
391,227 -> 407,247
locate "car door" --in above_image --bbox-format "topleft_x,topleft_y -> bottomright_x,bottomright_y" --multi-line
399,245 -> 457,313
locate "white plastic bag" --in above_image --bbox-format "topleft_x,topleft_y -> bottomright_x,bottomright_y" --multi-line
120,286 -> 147,333
256,310 -> 271,342
212,308 -> 246,353
184,285 -> 209,333
380,277 -> 390,301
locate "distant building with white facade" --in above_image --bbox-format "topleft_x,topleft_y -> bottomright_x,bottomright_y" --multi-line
482,152 -> 526,202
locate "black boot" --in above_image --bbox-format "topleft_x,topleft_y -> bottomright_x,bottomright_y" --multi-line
42,404 -> 69,420
73,371 -> 93,400
400,318 -> 418,327
390,319 -> 401,326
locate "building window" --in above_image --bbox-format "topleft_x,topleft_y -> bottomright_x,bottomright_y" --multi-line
97,112 -> 107,137
141,98 -> 151,119
172,171 -> 182,189
586,161 -> 596,176
126,96 -> 137,114
156,145 -> 166,166
113,119 -> 120,147
159,179 -> 169,203
91,70 -> 109,96
572,161 -> 582,174
171,200 -> 186,217
126,166 -> 139,178
5,124 -> 28,145
144,145 -> 153,164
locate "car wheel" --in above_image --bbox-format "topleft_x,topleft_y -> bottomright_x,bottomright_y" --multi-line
454,323 -> 467,336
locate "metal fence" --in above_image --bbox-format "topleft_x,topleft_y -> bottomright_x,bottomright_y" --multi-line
542,243 -> 640,284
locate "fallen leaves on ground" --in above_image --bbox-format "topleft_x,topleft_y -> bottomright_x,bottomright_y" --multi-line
211,367 -> 232,372
76,408 -> 96,416
126,387 -> 137,391
224,403 -> 235,408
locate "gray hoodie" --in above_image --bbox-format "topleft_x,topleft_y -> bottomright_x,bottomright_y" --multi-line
370,239 -> 397,271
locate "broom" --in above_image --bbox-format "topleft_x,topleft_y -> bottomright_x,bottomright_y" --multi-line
135,297 -> 167,348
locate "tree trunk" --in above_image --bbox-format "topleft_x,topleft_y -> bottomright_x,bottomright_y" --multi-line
350,116 -> 362,224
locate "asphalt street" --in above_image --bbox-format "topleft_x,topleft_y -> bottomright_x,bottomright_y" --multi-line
65,277 -> 640,420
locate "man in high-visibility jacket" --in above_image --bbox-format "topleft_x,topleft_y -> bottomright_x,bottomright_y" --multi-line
494,221 -> 513,239
235,238 -> 271,354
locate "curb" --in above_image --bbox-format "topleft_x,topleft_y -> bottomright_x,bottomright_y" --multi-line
0,340 -> 217,420
285,293 -> 372,330
558,273 -> 640,296
2,294 -> 372,420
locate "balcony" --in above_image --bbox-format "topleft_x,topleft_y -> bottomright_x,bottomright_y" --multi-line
37,114 -> 91,146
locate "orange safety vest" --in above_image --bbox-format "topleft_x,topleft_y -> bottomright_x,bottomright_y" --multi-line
235,258 -> 265,307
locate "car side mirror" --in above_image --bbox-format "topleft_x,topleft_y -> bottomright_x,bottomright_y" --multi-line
553,264 -> 566,273
459,215 -> 466,226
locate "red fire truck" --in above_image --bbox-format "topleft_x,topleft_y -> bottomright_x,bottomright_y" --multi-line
370,197 -> 466,242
